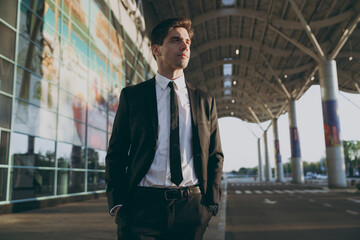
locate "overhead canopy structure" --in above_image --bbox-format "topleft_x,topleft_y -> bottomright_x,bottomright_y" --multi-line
143,0 -> 360,122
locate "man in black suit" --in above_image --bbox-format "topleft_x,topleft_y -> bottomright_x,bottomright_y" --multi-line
105,17 -> 224,240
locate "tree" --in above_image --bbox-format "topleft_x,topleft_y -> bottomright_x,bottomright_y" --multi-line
343,140 -> 360,176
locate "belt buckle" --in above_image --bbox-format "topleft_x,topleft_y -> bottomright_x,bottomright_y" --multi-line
164,189 -> 179,201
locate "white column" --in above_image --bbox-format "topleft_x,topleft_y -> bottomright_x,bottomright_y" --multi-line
264,131 -> 271,181
272,118 -> 284,182
257,138 -> 264,181
288,99 -> 304,183
319,60 -> 346,188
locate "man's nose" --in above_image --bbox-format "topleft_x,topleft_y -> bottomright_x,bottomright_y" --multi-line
180,41 -> 189,51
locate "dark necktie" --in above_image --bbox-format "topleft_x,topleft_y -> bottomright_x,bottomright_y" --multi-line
168,81 -> 183,186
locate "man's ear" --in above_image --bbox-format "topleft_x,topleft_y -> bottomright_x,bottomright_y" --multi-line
152,44 -> 161,58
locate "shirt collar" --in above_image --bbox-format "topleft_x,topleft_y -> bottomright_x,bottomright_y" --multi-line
155,72 -> 186,90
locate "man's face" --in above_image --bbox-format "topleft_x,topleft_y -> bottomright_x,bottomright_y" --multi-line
154,27 -> 191,71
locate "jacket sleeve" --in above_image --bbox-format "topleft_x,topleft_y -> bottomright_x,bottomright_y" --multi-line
206,96 -> 224,206
105,88 -> 131,212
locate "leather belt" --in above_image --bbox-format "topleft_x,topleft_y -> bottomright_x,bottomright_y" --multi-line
135,186 -> 201,201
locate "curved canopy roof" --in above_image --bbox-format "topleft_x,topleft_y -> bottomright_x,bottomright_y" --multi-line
144,0 -> 360,122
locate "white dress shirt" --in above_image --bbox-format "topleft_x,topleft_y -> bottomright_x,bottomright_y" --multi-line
139,72 -> 199,187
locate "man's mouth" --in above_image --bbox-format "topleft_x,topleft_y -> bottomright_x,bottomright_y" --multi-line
178,54 -> 188,58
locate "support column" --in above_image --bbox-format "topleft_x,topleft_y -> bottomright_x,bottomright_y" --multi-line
272,118 -> 284,182
257,138 -> 264,181
264,131 -> 271,181
288,99 -> 304,183
319,60 -> 346,188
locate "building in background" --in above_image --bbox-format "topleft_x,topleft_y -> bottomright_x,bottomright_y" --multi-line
0,0 -> 156,207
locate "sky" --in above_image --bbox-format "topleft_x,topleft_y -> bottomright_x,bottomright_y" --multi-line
218,85 -> 360,172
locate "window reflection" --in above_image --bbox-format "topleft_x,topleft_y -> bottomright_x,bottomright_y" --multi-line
87,127 -> 107,151
0,95 -> 12,129
11,168 -> 54,200
57,170 -> 84,195
88,62 -> 108,111
87,148 -> 106,170
0,168 -> 7,201
0,22 -> 16,60
11,133 -> 55,167
57,116 -> 86,146
87,171 -> 105,191
0,0 -> 17,27
0,58 -> 14,94
57,142 -> 85,169
59,89 -> 87,122
13,100 -> 57,139
0,131 -> 10,165
16,67 -> 58,111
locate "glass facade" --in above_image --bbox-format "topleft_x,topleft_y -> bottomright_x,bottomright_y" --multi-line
0,0 -> 154,203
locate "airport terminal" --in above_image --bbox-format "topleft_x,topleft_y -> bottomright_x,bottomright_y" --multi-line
0,0 -> 359,239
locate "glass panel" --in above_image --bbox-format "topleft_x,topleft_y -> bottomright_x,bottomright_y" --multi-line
19,2 -> 61,72
0,168 -> 7,201
125,61 -> 135,85
13,100 -> 57,139
16,67 -> 58,111
89,1 -> 110,57
56,142 -> 85,169
21,0 -> 45,13
87,127 -> 107,151
124,45 -> 135,67
0,131 -> 10,165
43,0 -> 61,34
87,171 -> 105,191
88,106 -> 107,131
0,22 -> 16,60
87,148 -> 106,170
17,35 -> 43,76
19,3 -> 44,47
62,0 -> 89,34
88,61 -> 108,110
0,57 -> 14,94
0,94 -> 12,129
56,170 -> 84,195
59,89 -> 87,121
57,115 -> 86,146
59,61 -> 87,94
107,113 -> 115,135
11,168 -> 54,200
11,133 -> 55,167
0,0 -> 17,27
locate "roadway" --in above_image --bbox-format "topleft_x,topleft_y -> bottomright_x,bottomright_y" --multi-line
225,178 -> 360,240
0,179 -> 359,240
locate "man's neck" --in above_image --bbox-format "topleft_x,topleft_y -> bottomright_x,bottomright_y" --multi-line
157,69 -> 184,80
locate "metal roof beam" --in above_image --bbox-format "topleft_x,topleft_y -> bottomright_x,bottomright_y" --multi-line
289,0 -> 326,61
261,53 -> 292,99
187,58 -> 313,76
276,100 -> 289,118
330,12 -> 360,60
192,8 -> 354,30
295,66 -> 318,100
268,24 -> 320,62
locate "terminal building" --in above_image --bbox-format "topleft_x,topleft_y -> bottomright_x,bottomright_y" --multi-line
0,0 -> 158,209
1,0 -> 359,211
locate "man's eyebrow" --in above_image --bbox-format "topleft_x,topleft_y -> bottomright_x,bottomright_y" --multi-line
169,36 -> 191,42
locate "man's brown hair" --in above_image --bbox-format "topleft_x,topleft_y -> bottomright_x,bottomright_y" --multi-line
151,17 -> 193,58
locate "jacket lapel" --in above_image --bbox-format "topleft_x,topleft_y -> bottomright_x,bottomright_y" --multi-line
186,81 -> 198,128
186,81 -> 203,181
145,77 -> 158,142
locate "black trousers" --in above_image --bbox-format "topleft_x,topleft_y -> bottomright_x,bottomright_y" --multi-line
115,187 -> 212,240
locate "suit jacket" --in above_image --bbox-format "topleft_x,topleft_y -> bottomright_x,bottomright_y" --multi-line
105,77 -> 224,211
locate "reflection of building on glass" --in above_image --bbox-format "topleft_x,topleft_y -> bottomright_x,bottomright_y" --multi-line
12,136 -> 54,200
1,0 -> 154,204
